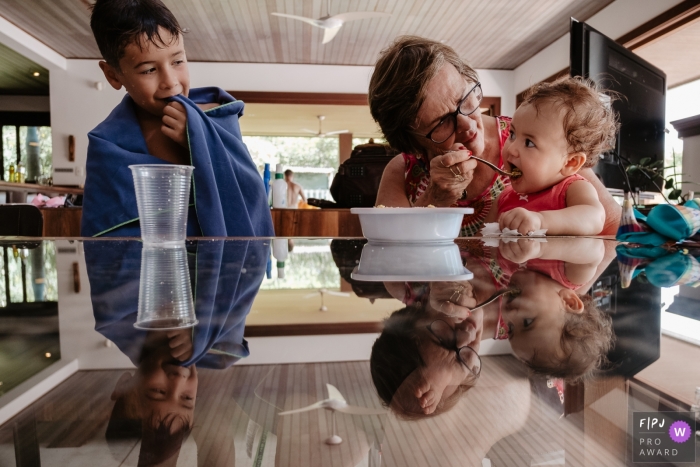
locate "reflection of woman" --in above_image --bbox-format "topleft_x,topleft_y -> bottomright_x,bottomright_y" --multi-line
373,242 -> 507,416
369,36 -> 621,235
371,238 -> 615,416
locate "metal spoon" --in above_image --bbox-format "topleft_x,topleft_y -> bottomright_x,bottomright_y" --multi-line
471,287 -> 521,311
442,150 -> 522,179
470,156 -> 522,179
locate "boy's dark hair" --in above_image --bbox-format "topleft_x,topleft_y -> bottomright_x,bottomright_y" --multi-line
90,0 -> 184,69
106,396 -> 192,466
284,169 -> 293,177
525,295 -> 614,383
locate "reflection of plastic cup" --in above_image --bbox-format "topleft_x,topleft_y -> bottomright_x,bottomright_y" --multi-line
135,244 -> 197,330
130,164 -> 194,244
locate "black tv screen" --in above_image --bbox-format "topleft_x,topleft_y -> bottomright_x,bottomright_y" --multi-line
570,19 -> 666,192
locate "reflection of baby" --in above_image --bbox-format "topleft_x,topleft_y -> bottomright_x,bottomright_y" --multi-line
106,330 -> 196,465
487,77 -> 618,235
499,238 -> 614,382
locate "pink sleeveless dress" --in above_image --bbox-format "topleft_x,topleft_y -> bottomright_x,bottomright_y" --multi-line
403,116 -> 512,237
497,174 -> 588,214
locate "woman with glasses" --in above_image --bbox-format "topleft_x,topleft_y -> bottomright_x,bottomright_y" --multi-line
368,36 -> 621,236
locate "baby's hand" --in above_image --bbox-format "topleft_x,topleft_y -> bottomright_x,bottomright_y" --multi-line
498,208 -> 543,236
499,238 -> 542,263
161,101 -> 188,148
166,329 -> 193,361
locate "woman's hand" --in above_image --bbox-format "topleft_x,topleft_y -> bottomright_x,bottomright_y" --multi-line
428,281 -> 476,321
417,146 -> 477,206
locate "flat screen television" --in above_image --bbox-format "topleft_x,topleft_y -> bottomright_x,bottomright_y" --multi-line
570,19 -> 666,193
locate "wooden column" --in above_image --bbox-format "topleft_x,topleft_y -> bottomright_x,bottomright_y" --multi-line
339,133 -> 353,164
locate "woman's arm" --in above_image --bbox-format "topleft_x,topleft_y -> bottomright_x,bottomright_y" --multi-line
376,155 -> 412,207
579,168 -> 621,235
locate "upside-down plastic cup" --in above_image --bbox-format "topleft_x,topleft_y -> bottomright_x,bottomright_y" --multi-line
130,164 -> 194,244
134,244 -> 198,330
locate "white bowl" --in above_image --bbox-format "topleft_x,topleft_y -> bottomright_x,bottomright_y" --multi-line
351,242 -> 474,282
350,207 -> 474,243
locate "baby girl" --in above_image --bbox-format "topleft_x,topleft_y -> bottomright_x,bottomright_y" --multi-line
487,76 -> 619,235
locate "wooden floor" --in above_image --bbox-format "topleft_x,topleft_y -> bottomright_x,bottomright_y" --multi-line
0,357 -> 633,467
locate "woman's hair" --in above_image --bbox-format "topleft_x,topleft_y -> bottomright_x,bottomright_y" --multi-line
525,295 -> 614,383
520,76 -> 620,167
90,0 -> 184,69
370,304 -> 473,419
368,36 -> 479,157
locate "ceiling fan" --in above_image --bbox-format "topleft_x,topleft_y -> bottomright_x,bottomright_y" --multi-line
301,115 -> 349,138
271,0 -> 391,44
279,383 -> 386,445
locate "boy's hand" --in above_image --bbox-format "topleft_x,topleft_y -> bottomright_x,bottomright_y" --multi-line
498,208 -> 544,235
162,102 -> 188,148
166,329 -> 193,361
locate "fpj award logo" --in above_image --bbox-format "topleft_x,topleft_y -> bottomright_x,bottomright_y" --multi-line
632,412 -> 696,463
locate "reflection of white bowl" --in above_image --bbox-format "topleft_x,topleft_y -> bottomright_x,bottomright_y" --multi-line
351,242 -> 474,282
351,207 -> 474,243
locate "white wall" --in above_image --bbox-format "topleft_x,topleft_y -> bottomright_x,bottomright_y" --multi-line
49,60 -> 515,185
513,0 -> 686,94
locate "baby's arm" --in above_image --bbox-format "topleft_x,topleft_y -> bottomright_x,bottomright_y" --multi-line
542,180 -> 605,235
500,181 -> 605,236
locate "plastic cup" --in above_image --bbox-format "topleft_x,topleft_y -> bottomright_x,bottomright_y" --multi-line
134,244 -> 198,330
130,164 -> 194,244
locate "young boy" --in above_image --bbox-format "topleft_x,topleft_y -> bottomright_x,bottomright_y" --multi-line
81,0 -> 274,238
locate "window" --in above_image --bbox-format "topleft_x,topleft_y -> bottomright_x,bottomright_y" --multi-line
1,125 -> 52,182
0,242 -> 58,307
665,79 -> 700,195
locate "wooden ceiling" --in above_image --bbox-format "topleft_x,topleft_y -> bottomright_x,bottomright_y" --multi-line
634,16 -> 700,88
0,42 -> 48,95
0,0 -> 614,68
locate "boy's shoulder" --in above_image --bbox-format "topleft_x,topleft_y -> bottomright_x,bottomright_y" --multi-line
89,93 -> 137,139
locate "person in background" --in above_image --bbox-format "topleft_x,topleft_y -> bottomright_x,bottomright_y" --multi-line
284,169 -> 307,208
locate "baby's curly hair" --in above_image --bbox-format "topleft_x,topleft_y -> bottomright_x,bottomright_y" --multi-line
525,295 -> 614,383
521,76 -> 619,168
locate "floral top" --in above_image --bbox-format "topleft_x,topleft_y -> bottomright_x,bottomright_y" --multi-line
403,116 -> 512,236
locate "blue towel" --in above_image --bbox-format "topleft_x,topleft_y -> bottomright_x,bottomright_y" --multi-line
82,87 -> 274,237
85,239 -> 268,369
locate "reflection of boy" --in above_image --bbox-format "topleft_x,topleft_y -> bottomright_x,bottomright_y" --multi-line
107,331 -> 196,466
82,0 -> 273,238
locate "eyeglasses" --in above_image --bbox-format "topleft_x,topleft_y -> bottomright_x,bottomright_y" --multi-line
426,319 -> 482,378
415,82 -> 483,144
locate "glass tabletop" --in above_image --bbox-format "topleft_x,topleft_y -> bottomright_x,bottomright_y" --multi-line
0,237 -> 698,466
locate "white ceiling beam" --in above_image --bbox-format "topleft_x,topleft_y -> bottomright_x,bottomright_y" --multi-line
0,14 -> 66,70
